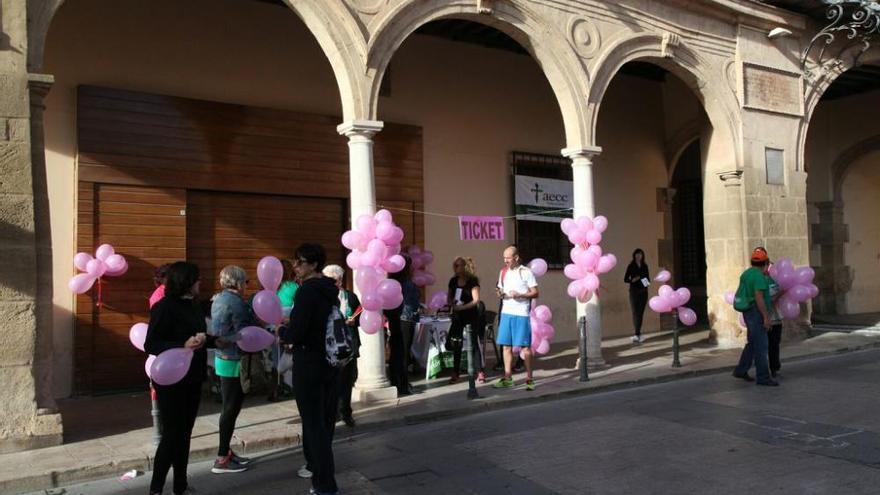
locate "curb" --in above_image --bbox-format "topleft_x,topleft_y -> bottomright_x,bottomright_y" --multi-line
8,341 -> 880,494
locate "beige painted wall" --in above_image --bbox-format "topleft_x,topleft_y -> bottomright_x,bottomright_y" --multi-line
44,0 -> 701,396
840,151 -> 880,314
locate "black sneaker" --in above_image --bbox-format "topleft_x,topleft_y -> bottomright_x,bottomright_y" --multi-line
211,456 -> 247,474
229,450 -> 251,466
732,371 -> 754,382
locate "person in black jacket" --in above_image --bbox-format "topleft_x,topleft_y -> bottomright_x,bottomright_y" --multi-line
623,249 -> 650,344
145,261 -> 223,495
284,244 -> 340,495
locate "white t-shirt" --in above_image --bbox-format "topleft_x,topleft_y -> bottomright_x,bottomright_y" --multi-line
497,265 -> 538,317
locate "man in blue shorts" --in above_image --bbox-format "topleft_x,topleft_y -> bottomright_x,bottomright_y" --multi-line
493,245 -> 539,391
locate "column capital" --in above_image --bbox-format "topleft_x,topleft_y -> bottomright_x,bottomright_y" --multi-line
562,146 -> 603,162
27,73 -> 55,96
337,119 -> 384,138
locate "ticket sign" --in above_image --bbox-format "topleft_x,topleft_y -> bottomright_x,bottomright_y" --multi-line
459,216 -> 505,241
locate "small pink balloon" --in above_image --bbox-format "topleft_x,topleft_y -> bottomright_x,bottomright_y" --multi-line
788,284 -> 812,303
346,251 -> 363,270
253,289 -> 283,325
724,291 -> 735,305
68,273 -> 96,294
381,254 -> 406,274
596,255 -> 616,274
377,279 -> 403,308
144,355 -> 156,379
583,273 -> 600,292
106,260 -> 129,277
380,289 -> 403,310
237,326 -> 275,353
807,284 -> 819,299
576,216 -> 594,233
795,266 -> 815,286
776,258 -> 794,273
568,229 -> 588,245
542,324 -> 556,341
374,209 -> 393,223
422,251 -> 435,266
356,266 -> 384,293
129,322 -> 148,351
654,270 -> 671,283
649,296 -> 671,313
341,230 -> 364,251
367,239 -> 387,258
375,221 -> 396,243
528,258 -> 548,278
593,215 -> 609,234
86,258 -> 107,278
150,347 -> 193,385
533,305 -> 552,323
361,291 -> 383,312
563,263 -> 582,280
74,252 -> 93,272
779,297 -> 800,320
658,285 -> 674,299
360,310 -> 383,334
412,272 -> 428,287
567,280 -> 584,299
95,244 -> 115,261
428,291 -> 447,311
675,287 -> 691,307
534,339 -> 551,355
577,290 -> 594,303
356,215 -> 377,237
257,256 -> 283,292
105,254 -> 126,272
587,245 -> 603,258
585,230 -> 602,245
677,307 -> 697,326
389,227 -> 405,245
560,218 -> 577,236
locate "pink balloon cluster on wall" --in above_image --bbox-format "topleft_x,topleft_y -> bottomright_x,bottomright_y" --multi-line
343,209 -> 406,335
649,283 -> 698,326
561,216 -> 616,303
68,244 -> 128,297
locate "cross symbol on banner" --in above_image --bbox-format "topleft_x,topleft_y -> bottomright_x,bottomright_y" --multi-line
531,183 -> 544,203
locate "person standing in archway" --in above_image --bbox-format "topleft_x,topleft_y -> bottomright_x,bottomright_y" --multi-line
624,249 -> 650,344
493,245 -> 539,391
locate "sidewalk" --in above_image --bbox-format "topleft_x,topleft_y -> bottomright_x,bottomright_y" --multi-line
6,327 -> 880,494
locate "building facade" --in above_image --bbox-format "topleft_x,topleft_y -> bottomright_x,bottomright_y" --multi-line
1,0 -> 878,452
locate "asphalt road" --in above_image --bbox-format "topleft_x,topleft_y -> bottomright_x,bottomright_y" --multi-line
33,348 -> 880,495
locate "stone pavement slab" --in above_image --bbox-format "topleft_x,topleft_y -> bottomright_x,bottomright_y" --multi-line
4,328 -> 880,494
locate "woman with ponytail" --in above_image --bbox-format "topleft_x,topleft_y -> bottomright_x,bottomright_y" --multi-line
446,256 -> 482,384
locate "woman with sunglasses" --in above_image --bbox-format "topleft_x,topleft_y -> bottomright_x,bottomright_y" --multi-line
446,256 -> 482,384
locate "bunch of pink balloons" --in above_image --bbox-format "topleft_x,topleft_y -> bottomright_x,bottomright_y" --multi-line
408,246 -> 436,288
427,291 -> 447,311
129,322 -> 159,381
130,321 -> 191,384
252,256 -> 285,325
343,209 -> 406,334
561,216 -> 616,302
769,258 -> 818,320
649,284 -> 698,326
68,244 -> 128,295
528,304 -> 555,356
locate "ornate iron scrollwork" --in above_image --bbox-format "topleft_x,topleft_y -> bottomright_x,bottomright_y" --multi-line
801,0 -> 880,80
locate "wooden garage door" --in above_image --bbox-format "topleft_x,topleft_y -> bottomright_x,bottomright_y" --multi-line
187,191 -> 346,294
75,183 -> 186,393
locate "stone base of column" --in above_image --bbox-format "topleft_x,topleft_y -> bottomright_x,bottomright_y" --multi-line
353,385 -> 398,405
0,410 -> 63,454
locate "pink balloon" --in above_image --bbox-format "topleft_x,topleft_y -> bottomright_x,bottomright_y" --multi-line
585,230 -> 603,245
74,252 -> 93,272
257,256 -> 283,292
106,260 -> 129,277
129,322 -> 148,351
593,215 -> 609,234
533,305 -> 552,323
356,215 -> 377,237
776,258 -> 794,274
412,272 -> 429,287
377,279 -> 403,307
675,287 -> 691,307
677,307 -> 697,326
237,326 -> 275,353
542,324 -> 556,341
355,266 -> 384,293
374,209 -> 393,223
346,251 -> 363,270
658,285 -> 674,299
381,254 -> 406,274
563,263 -> 582,280
654,270 -> 671,283
567,280 -> 585,299
105,254 -> 126,272
560,218 -> 577,236
776,269 -> 797,291
150,347 -> 193,385
423,272 -> 436,286
583,273 -> 600,292
779,298 -> 800,320
375,221 -> 396,243
95,244 -> 115,261
768,264 -> 779,279
795,266 -> 815,286
528,258 -> 548,277
788,284 -> 812,303
253,289 -> 283,325
68,273 -> 96,294
360,310 -> 383,334
724,291 -> 735,305
361,291 -> 383,312
389,227 -> 405,245
422,251 -> 435,266
341,230 -> 364,251
535,339 -> 551,355
367,239 -> 386,258
568,229 -> 587,245
577,290 -> 594,303
86,258 -> 107,278
807,284 -> 819,299
596,255 -> 616,274
428,291 -> 447,311
649,296 -> 671,313
144,355 -> 156,379
587,245 -> 603,258
576,216 -> 594,233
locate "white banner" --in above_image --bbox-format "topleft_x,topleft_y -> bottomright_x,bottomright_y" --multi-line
514,175 -> 573,223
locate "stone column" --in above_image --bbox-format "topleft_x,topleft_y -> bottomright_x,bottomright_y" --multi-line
563,146 -> 605,367
811,201 -> 851,315
0,0 -> 64,451
29,73 -> 56,412
337,120 -> 397,403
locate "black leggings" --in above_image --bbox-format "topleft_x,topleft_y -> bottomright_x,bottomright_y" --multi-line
338,358 -> 358,418
218,376 -> 245,457
150,380 -> 202,494
768,323 -> 782,372
629,290 -> 648,337
293,351 -> 340,494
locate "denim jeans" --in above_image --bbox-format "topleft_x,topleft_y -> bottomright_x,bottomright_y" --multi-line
734,306 -> 771,383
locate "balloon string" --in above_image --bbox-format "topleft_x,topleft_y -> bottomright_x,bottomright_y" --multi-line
374,204 -> 574,220
96,278 -> 103,309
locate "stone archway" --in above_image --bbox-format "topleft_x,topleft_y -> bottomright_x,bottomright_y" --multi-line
365,0 -> 592,149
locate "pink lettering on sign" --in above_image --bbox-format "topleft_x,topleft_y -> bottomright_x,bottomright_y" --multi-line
458,216 -> 505,241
